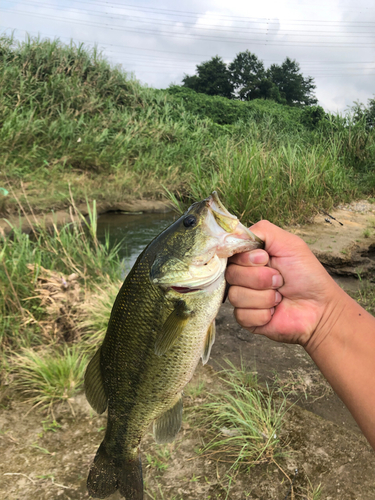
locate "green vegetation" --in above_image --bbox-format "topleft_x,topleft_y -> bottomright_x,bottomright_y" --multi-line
0,199 -> 121,410
0,200 -> 121,351
1,34 -> 374,226
193,361 -> 288,469
182,51 -> 317,105
12,345 -> 88,411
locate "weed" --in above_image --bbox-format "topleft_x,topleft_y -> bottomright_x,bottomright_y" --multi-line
185,378 -> 205,399
194,362 -> 289,470
145,453 -> 169,472
350,278 -> 375,316
363,228 -> 371,238
1,34 -> 374,225
41,418 -> 62,433
0,197 -> 122,352
12,345 -> 88,411
77,279 -> 122,347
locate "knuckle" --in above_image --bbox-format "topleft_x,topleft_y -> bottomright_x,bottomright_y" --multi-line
234,308 -> 249,327
227,286 -> 238,305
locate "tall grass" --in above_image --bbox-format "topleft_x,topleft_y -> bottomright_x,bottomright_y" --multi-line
194,361 -> 289,469
1,34 -> 374,223
189,131 -> 355,225
0,200 -> 122,351
0,198 -> 124,409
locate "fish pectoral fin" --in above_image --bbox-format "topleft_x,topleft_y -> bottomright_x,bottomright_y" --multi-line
201,320 -> 216,365
84,347 -> 108,414
153,395 -> 183,444
155,300 -> 192,356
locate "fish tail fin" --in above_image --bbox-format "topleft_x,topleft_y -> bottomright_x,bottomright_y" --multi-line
87,442 -> 143,499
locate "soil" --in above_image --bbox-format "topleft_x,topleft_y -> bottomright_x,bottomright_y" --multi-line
1,200 -> 375,499
291,201 -> 375,279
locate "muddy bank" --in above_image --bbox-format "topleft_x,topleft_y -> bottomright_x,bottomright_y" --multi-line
1,360 -> 374,500
0,199 -> 174,235
292,200 -> 375,278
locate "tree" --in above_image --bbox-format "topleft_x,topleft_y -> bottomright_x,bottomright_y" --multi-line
267,57 -> 317,106
229,51 -> 267,100
182,56 -> 233,99
352,96 -> 375,129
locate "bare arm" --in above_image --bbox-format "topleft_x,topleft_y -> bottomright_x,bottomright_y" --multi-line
226,220 -> 375,449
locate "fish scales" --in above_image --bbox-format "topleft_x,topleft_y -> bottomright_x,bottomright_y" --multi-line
101,251 -> 224,453
85,192 -> 263,499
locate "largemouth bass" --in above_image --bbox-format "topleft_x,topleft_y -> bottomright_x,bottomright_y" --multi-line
85,192 -> 263,499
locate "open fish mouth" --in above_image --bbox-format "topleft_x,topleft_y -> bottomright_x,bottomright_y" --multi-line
205,191 -> 264,257
167,193 -> 264,294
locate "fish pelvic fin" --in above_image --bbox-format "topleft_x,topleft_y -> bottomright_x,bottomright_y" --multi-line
87,442 -> 143,499
153,394 -> 183,444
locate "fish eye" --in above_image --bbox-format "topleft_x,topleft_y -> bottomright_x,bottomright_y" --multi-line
183,215 -> 197,228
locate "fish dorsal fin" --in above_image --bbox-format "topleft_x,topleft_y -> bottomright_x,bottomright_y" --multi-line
84,347 -> 108,414
155,300 -> 192,356
201,320 -> 216,365
153,395 -> 183,444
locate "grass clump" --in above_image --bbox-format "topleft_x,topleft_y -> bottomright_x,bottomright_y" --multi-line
0,199 -> 122,351
12,345 -> 88,411
350,279 -> 375,316
77,279 -> 121,347
195,361 -> 288,469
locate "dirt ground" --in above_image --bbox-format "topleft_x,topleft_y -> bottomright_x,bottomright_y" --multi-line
1,200 -> 375,499
1,302 -> 375,500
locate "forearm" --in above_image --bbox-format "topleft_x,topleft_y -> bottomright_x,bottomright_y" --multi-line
306,288 -> 375,449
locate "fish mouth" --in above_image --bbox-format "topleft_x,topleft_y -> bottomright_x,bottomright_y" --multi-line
203,191 -> 264,258
161,192 -> 264,295
169,254 -> 227,294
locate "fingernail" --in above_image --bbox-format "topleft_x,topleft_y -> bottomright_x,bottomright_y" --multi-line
272,274 -> 283,288
249,250 -> 268,265
275,291 -> 282,304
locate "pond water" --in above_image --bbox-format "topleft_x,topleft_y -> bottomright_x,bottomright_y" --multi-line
96,212 -> 177,270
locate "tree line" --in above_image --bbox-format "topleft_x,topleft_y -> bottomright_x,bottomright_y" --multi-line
181,51 -> 317,107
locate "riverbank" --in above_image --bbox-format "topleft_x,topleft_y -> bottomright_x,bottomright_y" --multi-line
1,199 -> 375,499
2,35 -> 375,228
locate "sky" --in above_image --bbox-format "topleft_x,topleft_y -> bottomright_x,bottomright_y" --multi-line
1,0 -> 374,112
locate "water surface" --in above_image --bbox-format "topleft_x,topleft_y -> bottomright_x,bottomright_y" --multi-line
96,212 -> 177,270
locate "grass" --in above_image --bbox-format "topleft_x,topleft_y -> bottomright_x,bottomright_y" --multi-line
193,361 -> 289,470
12,345 -> 88,411
0,197 -> 122,350
350,279 -> 375,316
0,196 -> 123,410
77,279 -> 122,347
1,34 -> 375,225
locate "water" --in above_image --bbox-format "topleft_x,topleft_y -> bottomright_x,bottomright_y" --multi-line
96,212 -> 177,270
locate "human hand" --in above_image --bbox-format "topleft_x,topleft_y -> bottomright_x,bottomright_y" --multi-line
225,220 -> 346,349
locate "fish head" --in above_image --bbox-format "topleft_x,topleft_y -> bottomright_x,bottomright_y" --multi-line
150,191 -> 264,293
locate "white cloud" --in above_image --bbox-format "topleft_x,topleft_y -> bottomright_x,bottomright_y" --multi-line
1,0 -> 374,111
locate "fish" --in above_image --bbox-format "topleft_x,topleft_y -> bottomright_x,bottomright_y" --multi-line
84,191 -> 264,499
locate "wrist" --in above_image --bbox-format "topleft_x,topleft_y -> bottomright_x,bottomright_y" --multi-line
304,282 -> 350,356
